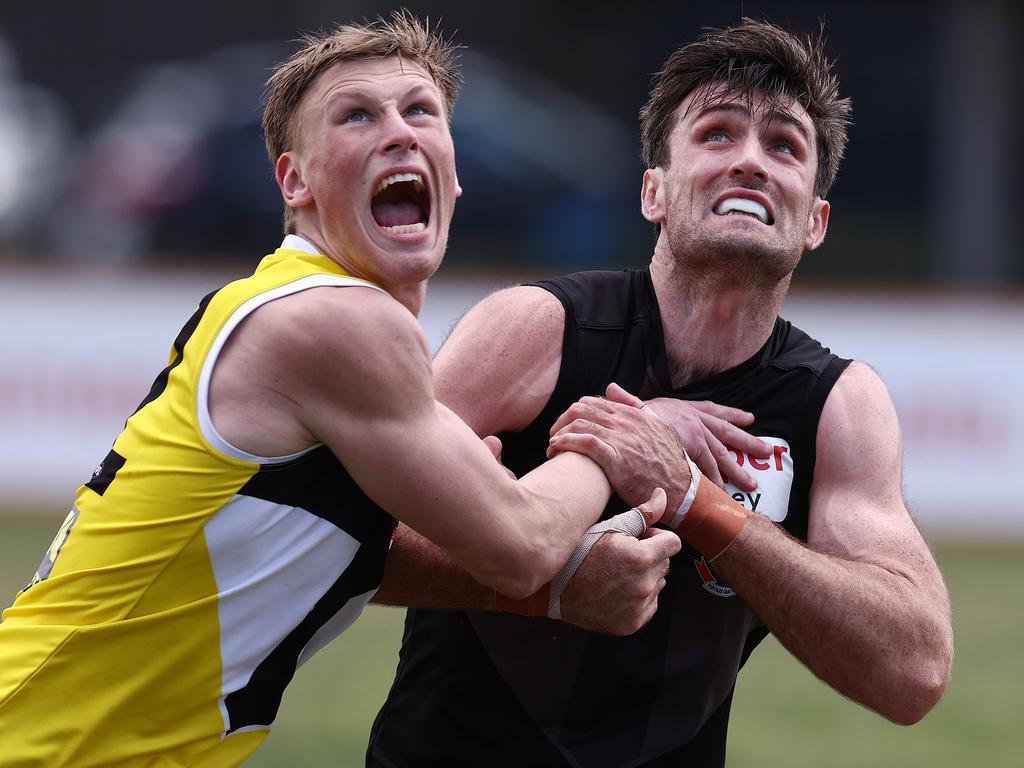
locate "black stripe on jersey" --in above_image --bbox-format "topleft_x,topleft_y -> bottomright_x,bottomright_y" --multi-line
222,510 -> 394,733
238,446 -> 393,544
130,289 -> 217,418
84,448 -> 126,496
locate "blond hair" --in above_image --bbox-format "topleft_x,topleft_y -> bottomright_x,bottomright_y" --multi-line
263,10 -> 462,232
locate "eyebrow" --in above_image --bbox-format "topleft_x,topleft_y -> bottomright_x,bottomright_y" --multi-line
322,82 -> 439,109
694,102 -> 813,145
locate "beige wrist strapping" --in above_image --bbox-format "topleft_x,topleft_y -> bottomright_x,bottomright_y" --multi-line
547,506 -> 647,619
667,454 -> 749,560
494,506 -> 647,619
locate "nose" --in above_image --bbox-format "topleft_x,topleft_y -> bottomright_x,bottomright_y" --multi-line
729,136 -> 769,183
379,107 -> 419,155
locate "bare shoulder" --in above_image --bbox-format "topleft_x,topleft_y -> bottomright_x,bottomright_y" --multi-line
816,360 -> 901,480
810,360 -> 914,557
209,284 -> 430,456
435,285 -> 565,435
253,283 -> 428,360
440,285 -> 565,359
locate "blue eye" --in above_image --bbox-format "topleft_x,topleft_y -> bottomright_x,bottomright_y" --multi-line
406,104 -> 427,117
345,110 -> 369,123
705,129 -> 729,142
772,140 -> 796,155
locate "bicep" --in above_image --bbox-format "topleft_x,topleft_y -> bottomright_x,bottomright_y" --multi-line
434,285 -> 565,436
283,297 -> 529,557
807,362 -> 940,588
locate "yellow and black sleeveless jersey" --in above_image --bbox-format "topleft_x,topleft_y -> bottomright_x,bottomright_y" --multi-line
0,236 -> 398,767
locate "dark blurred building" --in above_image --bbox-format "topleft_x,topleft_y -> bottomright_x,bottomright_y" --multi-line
0,0 -> 1019,284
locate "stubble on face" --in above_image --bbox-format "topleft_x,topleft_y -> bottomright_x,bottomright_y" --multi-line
656,87 -> 819,292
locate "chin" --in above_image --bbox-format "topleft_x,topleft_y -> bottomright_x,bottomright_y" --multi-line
682,229 -> 801,280
384,246 -> 446,285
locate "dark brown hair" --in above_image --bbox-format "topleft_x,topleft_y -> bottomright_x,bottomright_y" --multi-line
640,18 -> 851,197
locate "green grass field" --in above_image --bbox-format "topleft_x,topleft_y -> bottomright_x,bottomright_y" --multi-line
1,516 -> 1020,766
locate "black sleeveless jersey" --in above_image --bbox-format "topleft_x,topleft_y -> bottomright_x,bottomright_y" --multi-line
368,269 -> 851,767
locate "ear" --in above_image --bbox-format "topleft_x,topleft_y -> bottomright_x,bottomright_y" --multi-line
804,197 -> 830,251
641,168 -> 666,224
276,151 -> 313,210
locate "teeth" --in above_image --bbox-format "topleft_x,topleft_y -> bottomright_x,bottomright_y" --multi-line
376,172 -> 424,195
714,197 -> 769,223
382,222 -> 426,234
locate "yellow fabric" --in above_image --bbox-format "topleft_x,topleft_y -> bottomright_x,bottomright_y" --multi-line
0,248 -> 371,767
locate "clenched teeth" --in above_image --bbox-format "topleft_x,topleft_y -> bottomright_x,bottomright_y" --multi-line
382,222 -> 426,234
376,172 -> 424,195
714,197 -> 769,224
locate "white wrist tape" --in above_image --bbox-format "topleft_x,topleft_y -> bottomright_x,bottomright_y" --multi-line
665,454 -> 702,530
547,506 -> 648,619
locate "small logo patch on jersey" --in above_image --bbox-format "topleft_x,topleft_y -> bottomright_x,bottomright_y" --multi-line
694,556 -> 735,597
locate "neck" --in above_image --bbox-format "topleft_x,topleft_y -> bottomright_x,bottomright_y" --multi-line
649,243 -> 790,388
295,228 -> 428,317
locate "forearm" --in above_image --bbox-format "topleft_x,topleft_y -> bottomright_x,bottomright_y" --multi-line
373,524 -> 496,611
716,515 -> 952,724
516,450 -> 612,558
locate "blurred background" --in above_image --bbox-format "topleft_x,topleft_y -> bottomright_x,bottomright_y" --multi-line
1,0 -> 1021,765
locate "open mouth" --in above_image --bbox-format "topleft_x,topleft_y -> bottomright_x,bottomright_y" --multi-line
371,172 -> 430,234
713,197 -> 773,225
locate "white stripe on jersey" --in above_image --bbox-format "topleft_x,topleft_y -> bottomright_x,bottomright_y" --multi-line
204,494 -> 364,731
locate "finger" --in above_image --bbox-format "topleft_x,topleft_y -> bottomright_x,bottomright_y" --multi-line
550,417 -> 620,444
548,397 -> 615,436
700,423 -> 758,491
635,486 -> 667,526
690,429 -> 725,489
685,400 -> 756,426
605,382 -> 645,408
640,527 -> 682,559
483,435 -> 517,479
547,432 -> 617,466
482,435 -> 503,460
697,414 -> 772,458
709,434 -> 758,492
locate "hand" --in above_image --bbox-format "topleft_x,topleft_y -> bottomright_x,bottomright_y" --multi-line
558,526 -> 681,635
547,383 -> 694,517
642,395 -> 770,491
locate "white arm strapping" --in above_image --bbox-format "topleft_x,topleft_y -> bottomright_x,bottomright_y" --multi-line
547,506 -> 648,619
665,453 -> 701,530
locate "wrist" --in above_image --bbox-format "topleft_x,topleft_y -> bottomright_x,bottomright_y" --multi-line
494,583 -> 551,616
667,455 -> 748,560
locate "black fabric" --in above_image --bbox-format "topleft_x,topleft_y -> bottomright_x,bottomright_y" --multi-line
83,449 -> 126,497
368,268 -> 850,767
223,504 -> 395,732
240,445 -> 396,544
227,451 -> 397,732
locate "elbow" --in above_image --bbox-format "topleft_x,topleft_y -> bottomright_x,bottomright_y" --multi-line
882,644 -> 954,726
471,543 -> 555,600
489,553 -> 554,600
886,675 -> 949,726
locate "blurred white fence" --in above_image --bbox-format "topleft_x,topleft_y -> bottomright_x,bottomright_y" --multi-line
1,265 -> 1020,541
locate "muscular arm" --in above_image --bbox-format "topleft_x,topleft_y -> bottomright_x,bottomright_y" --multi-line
211,285 -> 610,598
375,286 -> 565,607
375,286 -> 727,632
555,362 -> 954,720
712,362 -> 952,724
